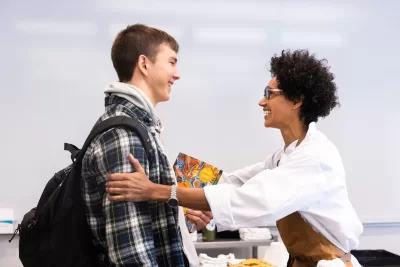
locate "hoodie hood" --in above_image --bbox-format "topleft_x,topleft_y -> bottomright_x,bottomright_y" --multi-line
104,81 -> 163,131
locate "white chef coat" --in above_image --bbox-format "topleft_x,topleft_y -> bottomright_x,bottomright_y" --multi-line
204,122 -> 363,253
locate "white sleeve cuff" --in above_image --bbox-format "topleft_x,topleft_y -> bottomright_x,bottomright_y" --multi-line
204,184 -> 236,231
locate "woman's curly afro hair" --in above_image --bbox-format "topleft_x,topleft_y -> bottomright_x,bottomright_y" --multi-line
270,49 -> 340,125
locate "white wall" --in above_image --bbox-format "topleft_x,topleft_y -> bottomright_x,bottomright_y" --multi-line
0,235 -> 22,267
357,225 -> 400,256
1,0 -> 400,226
1,0 -> 400,265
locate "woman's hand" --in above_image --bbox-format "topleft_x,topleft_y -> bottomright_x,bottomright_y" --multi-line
106,154 -> 156,202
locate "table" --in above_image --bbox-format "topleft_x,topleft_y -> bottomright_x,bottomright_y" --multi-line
194,237 -> 275,259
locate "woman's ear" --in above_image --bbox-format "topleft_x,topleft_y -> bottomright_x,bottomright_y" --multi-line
292,96 -> 304,110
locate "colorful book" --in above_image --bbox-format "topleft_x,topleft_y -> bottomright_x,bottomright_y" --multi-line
173,152 -> 223,233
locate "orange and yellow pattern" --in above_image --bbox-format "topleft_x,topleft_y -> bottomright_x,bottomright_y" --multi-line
173,152 -> 223,232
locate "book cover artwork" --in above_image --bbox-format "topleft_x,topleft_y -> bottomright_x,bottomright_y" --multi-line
173,152 -> 223,233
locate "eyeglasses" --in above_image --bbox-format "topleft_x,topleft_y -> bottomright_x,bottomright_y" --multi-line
264,86 -> 283,99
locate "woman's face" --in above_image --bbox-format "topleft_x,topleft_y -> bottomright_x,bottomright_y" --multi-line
258,77 -> 301,129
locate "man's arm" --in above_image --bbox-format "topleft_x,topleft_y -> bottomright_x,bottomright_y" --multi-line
90,127 -> 158,266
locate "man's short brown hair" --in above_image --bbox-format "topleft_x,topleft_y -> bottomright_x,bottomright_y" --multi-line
111,24 -> 179,82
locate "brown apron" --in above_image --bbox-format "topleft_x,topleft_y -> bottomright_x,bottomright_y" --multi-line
276,212 -> 352,267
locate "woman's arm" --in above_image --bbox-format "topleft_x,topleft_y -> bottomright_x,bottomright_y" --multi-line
107,152 -> 329,231
219,150 -> 280,186
149,184 -> 211,211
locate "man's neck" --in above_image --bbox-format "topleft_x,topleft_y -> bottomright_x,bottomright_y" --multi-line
126,79 -> 157,107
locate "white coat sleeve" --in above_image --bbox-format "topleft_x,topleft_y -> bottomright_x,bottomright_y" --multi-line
204,150 -> 329,231
219,150 -> 280,187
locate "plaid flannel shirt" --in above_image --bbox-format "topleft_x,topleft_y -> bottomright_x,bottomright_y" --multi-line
81,95 -> 187,267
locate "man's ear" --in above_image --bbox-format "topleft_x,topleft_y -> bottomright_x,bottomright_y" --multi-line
137,55 -> 149,76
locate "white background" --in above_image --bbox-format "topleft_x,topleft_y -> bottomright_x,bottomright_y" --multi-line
1,0 -> 400,264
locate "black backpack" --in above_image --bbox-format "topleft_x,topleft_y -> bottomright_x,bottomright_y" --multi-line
10,116 -> 153,267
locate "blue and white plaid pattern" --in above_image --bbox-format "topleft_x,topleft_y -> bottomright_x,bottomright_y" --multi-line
81,95 -> 187,266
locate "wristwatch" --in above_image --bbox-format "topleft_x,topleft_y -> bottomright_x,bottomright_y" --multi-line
167,184 -> 179,208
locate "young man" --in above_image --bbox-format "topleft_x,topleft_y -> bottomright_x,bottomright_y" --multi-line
81,24 -> 206,267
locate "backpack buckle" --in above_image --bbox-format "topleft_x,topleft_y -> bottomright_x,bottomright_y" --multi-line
8,224 -> 21,243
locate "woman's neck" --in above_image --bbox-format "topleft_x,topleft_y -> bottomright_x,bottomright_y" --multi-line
280,121 -> 308,149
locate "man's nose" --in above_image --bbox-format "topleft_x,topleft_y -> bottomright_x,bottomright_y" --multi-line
173,70 -> 181,80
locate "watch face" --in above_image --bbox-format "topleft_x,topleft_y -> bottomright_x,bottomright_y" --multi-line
167,198 -> 179,207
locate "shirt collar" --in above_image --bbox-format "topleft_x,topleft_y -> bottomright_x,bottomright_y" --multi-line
284,122 -> 316,156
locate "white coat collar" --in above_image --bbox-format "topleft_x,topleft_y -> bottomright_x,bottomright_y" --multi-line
284,122 -> 316,155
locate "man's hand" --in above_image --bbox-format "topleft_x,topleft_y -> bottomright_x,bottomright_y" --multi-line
186,209 -> 213,231
106,154 -> 156,202
107,154 -> 212,212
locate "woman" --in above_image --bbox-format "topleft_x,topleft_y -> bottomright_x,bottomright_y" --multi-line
106,49 -> 363,267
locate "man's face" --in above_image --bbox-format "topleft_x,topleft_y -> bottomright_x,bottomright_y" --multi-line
146,43 -> 180,104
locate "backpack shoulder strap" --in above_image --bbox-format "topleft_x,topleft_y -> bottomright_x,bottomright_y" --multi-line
68,116 -> 154,162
